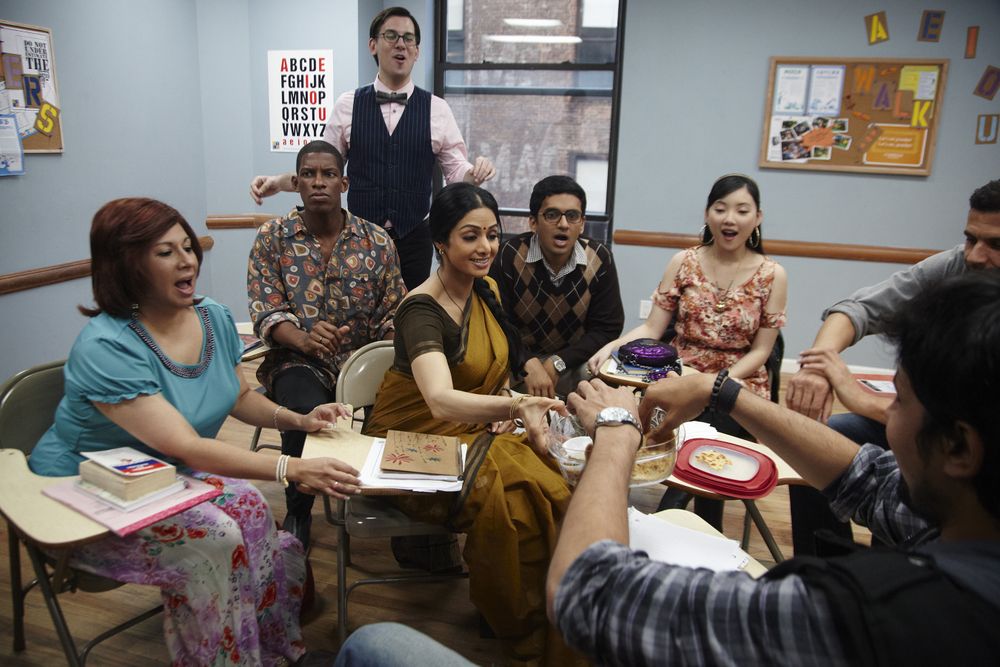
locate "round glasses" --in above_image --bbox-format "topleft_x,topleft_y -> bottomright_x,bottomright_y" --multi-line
380,30 -> 417,45
540,208 -> 584,224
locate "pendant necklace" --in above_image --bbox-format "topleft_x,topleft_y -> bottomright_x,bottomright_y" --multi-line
437,268 -> 466,316
713,252 -> 746,313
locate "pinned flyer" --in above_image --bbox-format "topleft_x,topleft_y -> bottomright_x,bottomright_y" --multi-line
0,114 -> 25,176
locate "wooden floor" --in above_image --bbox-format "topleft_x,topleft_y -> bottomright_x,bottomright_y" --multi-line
0,366 -> 867,666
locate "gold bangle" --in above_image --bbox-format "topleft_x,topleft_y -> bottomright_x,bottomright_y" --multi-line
509,395 -> 526,423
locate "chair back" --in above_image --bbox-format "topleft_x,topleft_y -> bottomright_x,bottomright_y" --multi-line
0,361 -> 65,455
335,340 -> 394,410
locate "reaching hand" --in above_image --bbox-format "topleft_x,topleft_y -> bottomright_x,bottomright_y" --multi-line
250,174 -> 283,205
516,396 -> 567,455
798,347 -> 854,393
586,343 -> 615,377
637,373 -> 713,442
565,379 -> 639,437
298,403 -> 353,432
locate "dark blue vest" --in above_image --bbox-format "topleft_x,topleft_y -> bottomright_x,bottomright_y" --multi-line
348,85 -> 435,238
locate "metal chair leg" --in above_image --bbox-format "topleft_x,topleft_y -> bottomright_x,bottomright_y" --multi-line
742,499 -> 785,563
740,507 -> 752,551
25,543 -> 82,667
336,500 -> 348,644
9,524 -> 25,652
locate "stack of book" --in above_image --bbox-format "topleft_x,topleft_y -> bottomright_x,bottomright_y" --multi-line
78,447 -> 184,510
42,446 -> 221,536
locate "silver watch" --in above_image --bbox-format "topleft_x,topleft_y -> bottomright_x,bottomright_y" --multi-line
593,406 -> 642,435
550,355 -> 567,373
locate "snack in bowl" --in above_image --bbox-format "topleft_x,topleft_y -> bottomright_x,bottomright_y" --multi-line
694,449 -> 733,471
547,412 -> 677,487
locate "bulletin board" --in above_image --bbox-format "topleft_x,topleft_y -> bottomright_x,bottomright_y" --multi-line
0,20 -> 63,152
759,57 -> 948,176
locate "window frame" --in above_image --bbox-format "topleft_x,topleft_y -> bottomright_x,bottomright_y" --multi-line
433,0 -> 627,243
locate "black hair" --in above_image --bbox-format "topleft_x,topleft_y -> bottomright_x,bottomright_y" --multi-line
369,7 -> 420,65
429,182 -> 526,376
970,179 -> 1000,213
700,174 -> 765,254
886,271 -> 1000,520
295,140 -> 345,174
529,175 -> 587,218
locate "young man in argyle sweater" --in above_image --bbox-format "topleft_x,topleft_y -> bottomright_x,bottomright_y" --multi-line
490,175 -> 624,397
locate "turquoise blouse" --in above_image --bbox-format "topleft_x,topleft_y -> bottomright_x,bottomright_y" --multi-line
30,298 -> 244,477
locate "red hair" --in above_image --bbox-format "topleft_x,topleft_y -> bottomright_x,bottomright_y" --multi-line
80,198 -> 202,318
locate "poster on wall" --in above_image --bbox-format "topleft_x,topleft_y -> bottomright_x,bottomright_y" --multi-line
760,57 -> 948,176
0,113 -> 25,174
267,49 -> 333,152
0,20 -> 62,153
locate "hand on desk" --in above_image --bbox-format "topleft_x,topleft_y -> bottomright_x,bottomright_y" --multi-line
586,343 -> 615,377
297,403 -> 354,432
288,455 -> 361,500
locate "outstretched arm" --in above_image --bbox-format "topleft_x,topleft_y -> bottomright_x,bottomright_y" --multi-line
641,372 -> 859,491
249,173 -> 295,205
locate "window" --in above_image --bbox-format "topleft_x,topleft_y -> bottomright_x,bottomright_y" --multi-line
436,0 -> 625,241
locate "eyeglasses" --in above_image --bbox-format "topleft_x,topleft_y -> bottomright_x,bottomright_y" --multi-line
380,30 -> 417,45
540,208 -> 584,224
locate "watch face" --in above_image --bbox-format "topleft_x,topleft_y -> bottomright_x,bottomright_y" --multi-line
596,406 -> 639,428
552,356 -> 566,373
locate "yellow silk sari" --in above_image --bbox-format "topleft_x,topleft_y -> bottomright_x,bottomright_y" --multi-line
366,287 -> 583,665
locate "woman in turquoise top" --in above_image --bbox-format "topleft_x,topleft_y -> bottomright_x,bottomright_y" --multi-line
30,198 -> 360,666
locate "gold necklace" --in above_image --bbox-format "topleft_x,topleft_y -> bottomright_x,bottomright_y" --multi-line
712,253 -> 747,313
437,268 -> 466,315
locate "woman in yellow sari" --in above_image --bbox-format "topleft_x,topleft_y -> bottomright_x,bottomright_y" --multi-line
366,183 -> 581,665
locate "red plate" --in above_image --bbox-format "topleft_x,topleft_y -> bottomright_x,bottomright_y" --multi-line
673,438 -> 778,499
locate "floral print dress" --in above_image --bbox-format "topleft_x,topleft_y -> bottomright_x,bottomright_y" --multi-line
652,247 -> 786,398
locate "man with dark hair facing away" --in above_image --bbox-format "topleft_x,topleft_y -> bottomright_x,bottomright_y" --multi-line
248,140 -> 405,549
490,175 -> 624,397
250,7 -> 495,291
548,270 -> 1000,665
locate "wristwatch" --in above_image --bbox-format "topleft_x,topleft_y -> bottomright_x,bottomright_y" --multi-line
550,355 -> 567,373
593,406 -> 642,436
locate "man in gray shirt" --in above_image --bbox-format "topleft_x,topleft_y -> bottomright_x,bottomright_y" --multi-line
785,178 -> 1000,554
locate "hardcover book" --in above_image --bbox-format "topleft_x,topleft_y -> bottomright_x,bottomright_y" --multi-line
379,430 -> 462,478
80,447 -> 177,501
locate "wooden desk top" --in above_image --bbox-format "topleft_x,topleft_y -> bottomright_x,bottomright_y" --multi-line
0,449 -> 108,548
303,426 -> 411,496
653,508 -> 767,577
236,321 -> 269,362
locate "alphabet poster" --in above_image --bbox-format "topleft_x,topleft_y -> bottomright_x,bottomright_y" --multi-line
0,20 -> 62,153
760,57 -> 948,176
267,49 -> 333,152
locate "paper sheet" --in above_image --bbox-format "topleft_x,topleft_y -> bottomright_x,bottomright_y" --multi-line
360,438 -> 463,492
628,507 -> 750,571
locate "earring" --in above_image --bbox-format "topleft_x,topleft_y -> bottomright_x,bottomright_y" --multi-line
700,224 -> 714,245
749,226 -> 761,249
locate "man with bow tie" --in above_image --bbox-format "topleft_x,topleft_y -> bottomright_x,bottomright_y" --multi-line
251,7 -> 495,289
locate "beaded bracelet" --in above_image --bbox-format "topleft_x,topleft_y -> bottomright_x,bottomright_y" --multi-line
273,405 -> 287,431
708,369 -> 730,413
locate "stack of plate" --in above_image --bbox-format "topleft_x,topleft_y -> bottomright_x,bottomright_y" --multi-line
673,438 -> 778,499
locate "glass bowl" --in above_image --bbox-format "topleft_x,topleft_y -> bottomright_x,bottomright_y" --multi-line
547,411 -> 677,488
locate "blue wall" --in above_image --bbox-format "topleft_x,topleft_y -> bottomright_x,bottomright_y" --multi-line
614,0 -> 1000,370
2,0 -> 998,382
